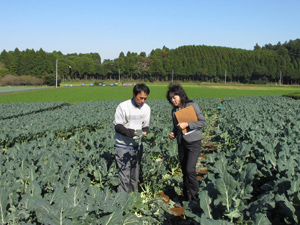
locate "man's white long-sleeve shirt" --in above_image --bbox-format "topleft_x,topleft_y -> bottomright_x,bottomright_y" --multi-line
114,99 -> 151,147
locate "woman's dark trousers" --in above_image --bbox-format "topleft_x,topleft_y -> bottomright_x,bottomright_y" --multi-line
178,139 -> 202,201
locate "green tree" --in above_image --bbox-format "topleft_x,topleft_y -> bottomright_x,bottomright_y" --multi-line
149,49 -> 165,81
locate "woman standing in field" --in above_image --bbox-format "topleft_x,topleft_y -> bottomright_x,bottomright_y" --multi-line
167,84 -> 206,207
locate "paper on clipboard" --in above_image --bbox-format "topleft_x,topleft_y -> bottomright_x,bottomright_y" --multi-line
175,105 -> 198,134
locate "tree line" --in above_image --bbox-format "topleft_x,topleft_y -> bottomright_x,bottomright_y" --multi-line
0,39 -> 299,85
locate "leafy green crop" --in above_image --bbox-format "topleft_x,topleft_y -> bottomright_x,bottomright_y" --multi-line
1,96 -> 299,224
187,96 -> 300,224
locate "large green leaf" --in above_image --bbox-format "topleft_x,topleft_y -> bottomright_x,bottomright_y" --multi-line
184,209 -> 201,223
34,194 -> 85,225
210,152 -> 228,174
275,194 -> 298,223
44,186 -> 64,205
248,192 -> 275,216
199,214 -> 234,224
214,172 -> 237,212
264,152 -> 277,170
0,188 -> 8,225
237,163 -> 257,199
252,213 -> 271,225
100,191 -> 127,213
199,190 -> 213,219
288,176 -> 300,195
121,213 -> 142,225
99,209 -> 123,225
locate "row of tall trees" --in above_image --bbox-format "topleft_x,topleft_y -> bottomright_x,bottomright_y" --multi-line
1,39 -> 300,85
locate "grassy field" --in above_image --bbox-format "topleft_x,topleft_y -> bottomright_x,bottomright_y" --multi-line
0,83 -> 299,103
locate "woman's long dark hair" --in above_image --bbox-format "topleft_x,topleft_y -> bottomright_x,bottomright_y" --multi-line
166,83 -> 193,106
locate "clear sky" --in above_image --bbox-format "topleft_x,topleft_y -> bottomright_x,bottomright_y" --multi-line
1,0 -> 299,61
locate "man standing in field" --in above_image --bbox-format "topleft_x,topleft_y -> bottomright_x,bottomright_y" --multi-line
113,83 -> 151,193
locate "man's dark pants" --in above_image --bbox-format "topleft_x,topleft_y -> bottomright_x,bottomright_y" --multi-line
115,145 -> 143,193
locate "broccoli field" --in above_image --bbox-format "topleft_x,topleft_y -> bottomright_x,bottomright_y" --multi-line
0,96 -> 300,224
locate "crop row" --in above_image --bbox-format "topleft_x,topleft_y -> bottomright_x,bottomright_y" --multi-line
0,101 -> 70,120
0,131 -> 141,224
0,100 -> 120,148
0,98 -> 220,148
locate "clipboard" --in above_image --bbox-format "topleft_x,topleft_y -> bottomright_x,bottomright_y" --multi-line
175,105 -> 198,134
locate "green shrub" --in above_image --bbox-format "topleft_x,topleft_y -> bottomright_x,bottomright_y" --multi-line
0,75 -> 44,86
149,77 -> 155,83
283,92 -> 300,100
43,74 -> 61,86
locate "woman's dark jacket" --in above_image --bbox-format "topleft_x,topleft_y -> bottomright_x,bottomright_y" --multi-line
171,101 -> 206,144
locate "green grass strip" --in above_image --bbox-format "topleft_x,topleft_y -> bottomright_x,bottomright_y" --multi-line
0,86 -> 297,103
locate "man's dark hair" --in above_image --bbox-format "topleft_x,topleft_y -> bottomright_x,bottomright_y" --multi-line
166,83 -> 193,106
133,83 -> 150,96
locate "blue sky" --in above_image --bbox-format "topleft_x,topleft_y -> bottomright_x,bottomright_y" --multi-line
1,0 -> 299,61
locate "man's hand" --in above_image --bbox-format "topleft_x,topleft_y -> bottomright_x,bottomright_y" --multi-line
134,130 -> 144,137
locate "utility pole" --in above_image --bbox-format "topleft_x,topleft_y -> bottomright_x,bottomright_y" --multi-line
56,59 -> 58,88
225,70 -> 227,85
171,70 -> 174,83
119,69 -> 120,83
280,71 -> 282,86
